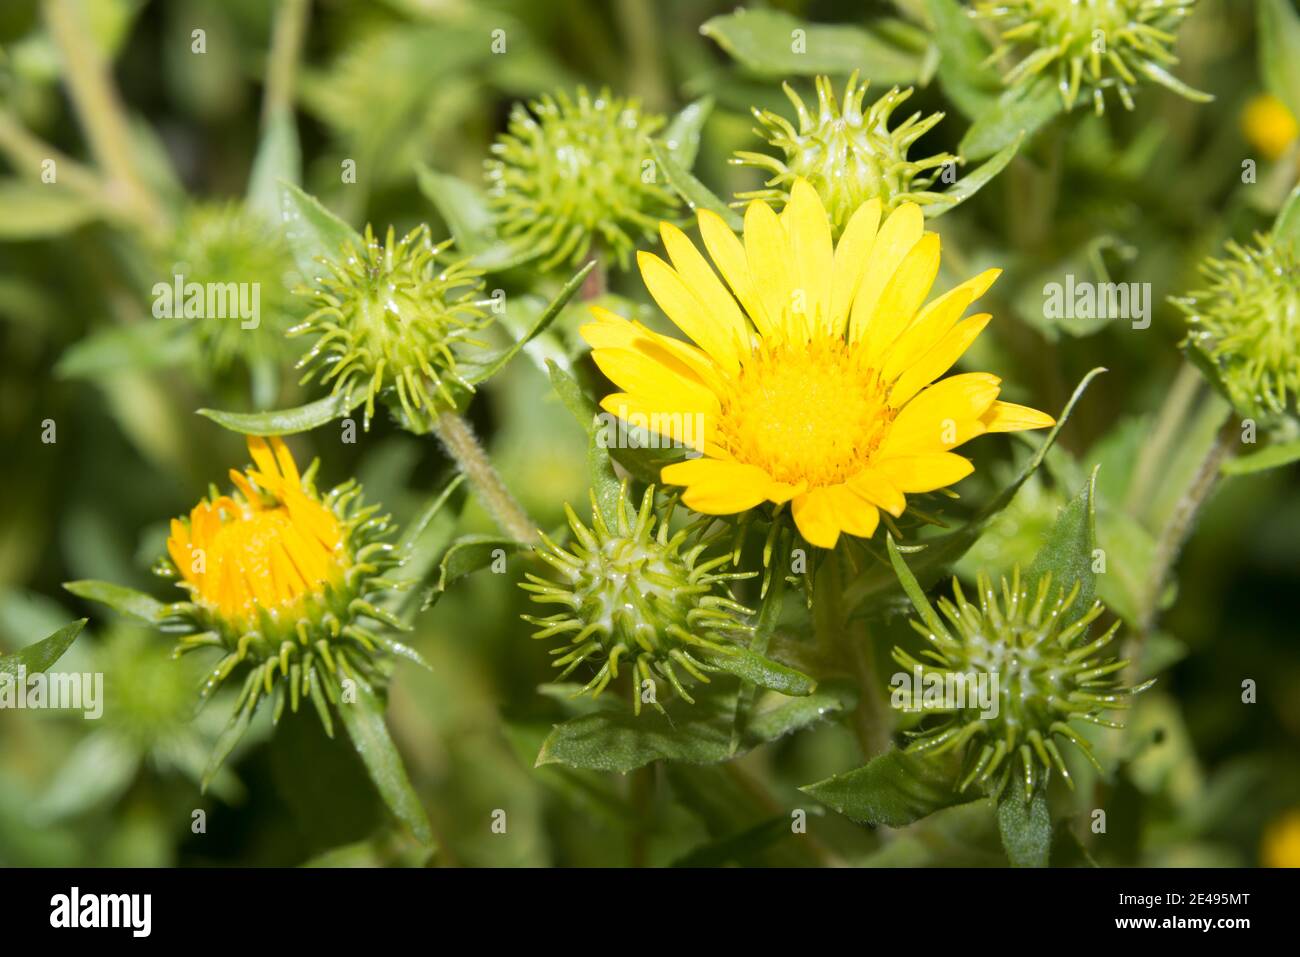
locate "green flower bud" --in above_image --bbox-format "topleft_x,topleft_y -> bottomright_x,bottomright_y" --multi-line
891,568 -> 1153,801
975,0 -> 1210,114
733,72 -> 956,233
521,486 -> 754,714
486,87 -> 679,271
1174,234 -> 1300,418
290,224 -> 489,431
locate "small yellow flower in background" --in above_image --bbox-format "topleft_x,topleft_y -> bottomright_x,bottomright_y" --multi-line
582,179 -> 1055,549
1261,809 -> 1300,867
1242,94 -> 1299,162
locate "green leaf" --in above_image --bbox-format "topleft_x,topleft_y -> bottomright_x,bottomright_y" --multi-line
1221,437 -> 1300,476
1025,467 -> 1099,626
56,321 -> 193,380
336,678 -> 434,847
247,111 -> 300,224
886,534 -> 946,637
36,730 -> 140,823
1259,0 -> 1300,120
433,534 -> 523,599
923,133 -> 1023,218
960,76 -> 1063,161
925,0 -> 1002,119
996,785 -> 1051,867
844,368 -> 1106,616
671,815 -> 792,867
0,619 -> 87,677
801,749 -> 973,828
196,392 -> 359,436
63,580 -> 166,624
463,261 -> 594,385
415,164 -> 534,271
1273,183 -> 1300,257
545,359 -> 623,527
705,646 -> 816,696
537,681 -> 854,773
547,359 -> 597,426
278,181 -> 362,281
649,140 -> 742,231
701,9 -> 920,83
0,180 -> 100,239
659,96 -> 713,169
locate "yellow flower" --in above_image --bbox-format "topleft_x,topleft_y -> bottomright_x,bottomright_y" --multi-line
581,179 -> 1054,549
1262,809 -> 1300,867
1242,94 -> 1298,162
167,436 -> 345,625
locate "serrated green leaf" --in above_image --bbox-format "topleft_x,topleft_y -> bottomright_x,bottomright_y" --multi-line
649,140 -> 742,231
336,678 -> 434,847
278,181 -> 362,280
196,392 -> 359,436
63,580 -> 166,624
0,619 -> 87,677
801,749 -> 973,828
1025,467 -> 1098,626
705,645 -> 816,696
997,785 -> 1051,867
960,76 -> 1062,161
1260,0 -> 1300,120
701,9 -> 920,83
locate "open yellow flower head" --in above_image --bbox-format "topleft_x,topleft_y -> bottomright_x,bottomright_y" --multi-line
1242,94 -> 1298,162
580,179 -> 1054,549
159,436 -> 406,733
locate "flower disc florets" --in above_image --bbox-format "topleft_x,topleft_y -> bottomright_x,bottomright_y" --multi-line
734,72 -> 955,233
1174,234 -> 1300,418
486,87 -> 679,270
892,567 -> 1153,800
290,224 -> 489,431
156,436 -> 407,733
521,486 -> 753,714
975,0 -> 1208,114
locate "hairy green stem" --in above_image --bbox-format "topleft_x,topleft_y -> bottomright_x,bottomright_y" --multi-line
44,0 -> 168,233
815,553 -> 890,760
432,410 -> 539,546
262,0 -> 310,127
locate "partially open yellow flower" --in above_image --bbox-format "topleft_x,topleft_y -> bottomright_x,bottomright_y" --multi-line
581,179 -> 1054,549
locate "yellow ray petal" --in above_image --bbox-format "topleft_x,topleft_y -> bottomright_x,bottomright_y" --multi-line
661,457 -> 779,514
876,452 -> 974,493
882,373 -> 1002,456
247,436 -> 280,483
744,200 -> 798,340
847,469 -> 906,517
581,308 -> 725,395
270,437 -> 300,485
698,208 -> 772,336
848,202 -> 924,345
829,486 -> 882,538
858,231 -> 942,368
781,179 -> 834,334
980,400 -> 1056,432
637,251 -> 742,371
889,313 -> 991,407
591,348 -> 720,415
598,393 -> 716,453
791,487 -> 842,548
830,198 -> 882,334
659,222 -> 749,368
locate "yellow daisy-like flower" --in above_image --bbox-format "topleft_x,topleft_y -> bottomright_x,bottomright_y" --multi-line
581,179 -> 1055,549
167,436 -> 345,625
1242,93 -> 1298,163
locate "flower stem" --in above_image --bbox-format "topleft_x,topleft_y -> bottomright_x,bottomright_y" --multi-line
44,0 -> 168,234
261,0 -> 310,127
0,107 -> 104,199
1125,360 -> 1204,516
431,409 -> 539,545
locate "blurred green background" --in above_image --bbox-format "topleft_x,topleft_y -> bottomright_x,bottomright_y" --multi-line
1,0 -> 1298,867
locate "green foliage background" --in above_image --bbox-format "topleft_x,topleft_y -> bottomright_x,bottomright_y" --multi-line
1,0 -> 1299,867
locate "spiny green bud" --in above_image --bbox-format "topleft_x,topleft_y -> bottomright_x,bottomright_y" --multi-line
1174,234 -> 1300,418
975,0 -> 1210,115
892,567 -> 1153,802
733,72 -> 956,233
164,202 -> 298,371
486,87 -> 679,271
520,486 -> 754,715
289,224 -> 489,431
